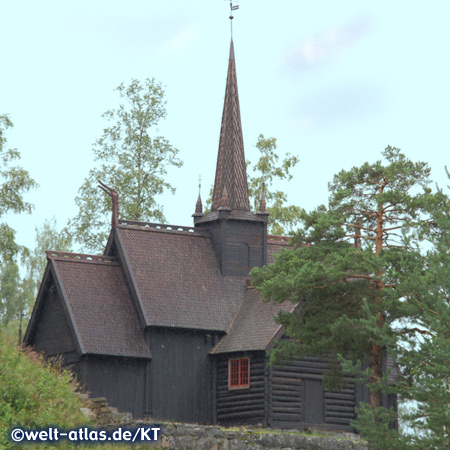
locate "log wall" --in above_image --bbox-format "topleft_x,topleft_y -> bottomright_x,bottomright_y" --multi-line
215,352 -> 266,426
270,357 -> 356,431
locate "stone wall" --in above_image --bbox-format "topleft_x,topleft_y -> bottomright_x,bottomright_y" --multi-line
78,395 -> 132,424
134,422 -> 368,450
79,396 -> 369,449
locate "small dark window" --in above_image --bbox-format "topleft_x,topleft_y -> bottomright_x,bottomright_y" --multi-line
239,243 -> 250,267
229,358 -> 250,389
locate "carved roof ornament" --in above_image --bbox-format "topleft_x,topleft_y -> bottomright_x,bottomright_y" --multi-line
98,180 -> 119,228
258,181 -> 268,215
211,38 -> 250,212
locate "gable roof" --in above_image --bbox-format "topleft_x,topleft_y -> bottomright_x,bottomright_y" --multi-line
114,223 -> 248,332
29,252 -> 151,359
210,286 -> 296,354
209,237 -> 295,354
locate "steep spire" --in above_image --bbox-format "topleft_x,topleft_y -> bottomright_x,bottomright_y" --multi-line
258,183 -> 268,215
193,193 -> 203,217
211,39 -> 250,212
193,175 -> 204,217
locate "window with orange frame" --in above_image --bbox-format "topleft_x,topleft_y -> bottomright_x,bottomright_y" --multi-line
228,357 -> 250,389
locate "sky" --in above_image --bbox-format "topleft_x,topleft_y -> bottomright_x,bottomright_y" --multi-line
1,1 -> 449,252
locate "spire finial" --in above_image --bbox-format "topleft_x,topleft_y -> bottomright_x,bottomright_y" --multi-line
229,1 -> 239,37
193,175 -> 204,217
258,179 -> 269,215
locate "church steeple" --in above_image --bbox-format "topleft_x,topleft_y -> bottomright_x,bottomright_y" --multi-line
211,40 -> 250,212
194,39 -> 268,277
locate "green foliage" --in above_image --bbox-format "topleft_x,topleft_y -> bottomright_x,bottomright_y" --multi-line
23,218 -> 72,299
252,147 -> 448,448
248,134 -> 302,235
376,190 -> 450,449
70,79 -> 183,253
0,115 -> 38,217
3,218 -> 74,343
353,403 -> 403,449
0,228 -> 29,343
0,333 -> 88,449
0,115 -> 37,339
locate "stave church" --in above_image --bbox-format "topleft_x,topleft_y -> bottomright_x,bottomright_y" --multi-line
25,39 -> 396,432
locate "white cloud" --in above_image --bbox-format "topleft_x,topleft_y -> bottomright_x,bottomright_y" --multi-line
284,17 -> 373,73
163,24 -> 196,53
290,82 -> 384,128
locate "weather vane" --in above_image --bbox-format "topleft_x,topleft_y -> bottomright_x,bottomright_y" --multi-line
198,175 -> 202,195
228,1 -> 239,36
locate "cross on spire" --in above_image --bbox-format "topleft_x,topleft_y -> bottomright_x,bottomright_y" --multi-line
193,174 -> 204,217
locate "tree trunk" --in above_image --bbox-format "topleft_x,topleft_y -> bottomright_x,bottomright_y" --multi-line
369,342 -> 383,408
18,309 -> 23,345
368,181 -> 386,409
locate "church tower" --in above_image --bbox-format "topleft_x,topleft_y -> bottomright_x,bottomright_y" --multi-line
194,40 -> 268,276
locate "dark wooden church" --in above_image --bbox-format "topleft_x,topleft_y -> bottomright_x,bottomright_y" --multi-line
25,40 -> 395,432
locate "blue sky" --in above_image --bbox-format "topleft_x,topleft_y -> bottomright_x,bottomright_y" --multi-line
1,1 -> 449,251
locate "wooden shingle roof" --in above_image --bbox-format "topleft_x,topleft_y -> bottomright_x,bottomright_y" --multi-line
211,39 -> 249,212
25,224 -> 297,358
210,287 -> 296,354
28,252 -> 151,359
115,225 -> 248,332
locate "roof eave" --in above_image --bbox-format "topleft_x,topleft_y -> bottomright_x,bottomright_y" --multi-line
114,228 -> 150,328
50,261 -> 86,355
24,262 -> 52,344
24,260 -> 86,356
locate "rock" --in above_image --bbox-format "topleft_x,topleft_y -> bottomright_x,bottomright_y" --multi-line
80,407 -> 96,421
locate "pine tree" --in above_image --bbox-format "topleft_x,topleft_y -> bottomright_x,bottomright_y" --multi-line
251,147 -> 444,445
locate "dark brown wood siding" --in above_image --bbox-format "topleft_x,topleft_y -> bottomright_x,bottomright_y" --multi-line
269,362 -> 302,428
270,357 -> 356,431
148,328 -> 217,424
215,352 -> 266,426
29,283 -> 77,358
73,356 -> 147,419
197,220 -> 267,276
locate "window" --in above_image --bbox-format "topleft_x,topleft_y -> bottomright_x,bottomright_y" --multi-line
229,357 -> 250,389
239,243 -> 250,267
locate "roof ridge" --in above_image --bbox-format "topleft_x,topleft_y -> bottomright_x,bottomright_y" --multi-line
118,220 -> 209,237
46,251 -> 119,265
267,235 -> 290,245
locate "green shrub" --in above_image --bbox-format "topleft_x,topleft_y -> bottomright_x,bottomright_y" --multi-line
0,332 -> 89,449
